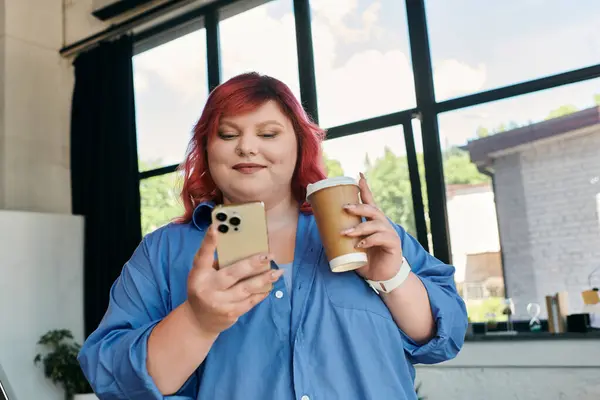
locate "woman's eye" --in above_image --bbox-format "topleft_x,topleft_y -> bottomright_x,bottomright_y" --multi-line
260,132 -> 279,139
218,132 -> 237,140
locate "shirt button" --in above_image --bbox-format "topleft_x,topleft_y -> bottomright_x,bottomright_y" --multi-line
301,396 -> 310,400
275,290 -> 284,299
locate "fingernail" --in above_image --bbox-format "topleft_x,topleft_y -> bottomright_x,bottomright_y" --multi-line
260,254 -> 269,261
343,203 -> 355,209
360,172 -> 365,180
271,270 -> 283,279
341,228 -> 354,234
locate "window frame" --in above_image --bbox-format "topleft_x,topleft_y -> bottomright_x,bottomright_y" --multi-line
133,0 -> 600,339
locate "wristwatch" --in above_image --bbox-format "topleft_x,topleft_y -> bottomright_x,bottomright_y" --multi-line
365,257 -> 411,294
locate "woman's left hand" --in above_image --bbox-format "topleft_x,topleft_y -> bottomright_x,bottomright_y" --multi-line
341,172 -> 403,282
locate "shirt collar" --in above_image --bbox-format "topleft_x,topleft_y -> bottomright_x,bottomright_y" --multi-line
192,201 -> 216,230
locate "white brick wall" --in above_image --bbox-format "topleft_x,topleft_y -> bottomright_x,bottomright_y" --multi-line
493,125 -> 600,319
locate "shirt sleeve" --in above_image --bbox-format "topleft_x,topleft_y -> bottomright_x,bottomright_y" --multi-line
77,237 -> 199,399
392,223 -> 469,365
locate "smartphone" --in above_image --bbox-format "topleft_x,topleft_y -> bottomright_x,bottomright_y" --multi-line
211,201 -> 270,269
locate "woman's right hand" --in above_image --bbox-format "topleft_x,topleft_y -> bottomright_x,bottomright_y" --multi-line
186,224 -> 283,337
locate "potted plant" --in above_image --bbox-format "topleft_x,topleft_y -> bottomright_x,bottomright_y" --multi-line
34,329 -> 97,400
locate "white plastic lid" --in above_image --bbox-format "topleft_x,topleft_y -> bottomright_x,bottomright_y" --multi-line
329,252 -> 368,273
306,176 -> 358,200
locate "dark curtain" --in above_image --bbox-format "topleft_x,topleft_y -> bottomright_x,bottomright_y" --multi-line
70,35 -> 142,338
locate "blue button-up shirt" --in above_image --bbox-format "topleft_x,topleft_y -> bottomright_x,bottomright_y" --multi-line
78,202 -> 468,400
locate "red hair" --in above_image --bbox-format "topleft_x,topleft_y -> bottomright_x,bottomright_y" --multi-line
176,72 -> 327,223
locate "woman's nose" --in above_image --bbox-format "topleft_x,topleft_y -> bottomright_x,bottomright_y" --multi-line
235,134 -> 258,157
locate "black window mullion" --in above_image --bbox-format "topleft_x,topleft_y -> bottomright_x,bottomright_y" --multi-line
292,0 -> 319,124
205,7 -> 221,92
139,164 -> 179,180
405,0 -> 451,263
402,119 -> 429,251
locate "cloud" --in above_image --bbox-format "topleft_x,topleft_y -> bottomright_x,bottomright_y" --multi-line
310,0 -> 359,26
132,0 -> 490,169
219,7 -> 300,99
433,59 -> 487,101
133,29 -> 208,102
311,0 -> 383,44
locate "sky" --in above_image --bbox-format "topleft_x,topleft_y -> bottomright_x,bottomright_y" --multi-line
132,0 -> 600,180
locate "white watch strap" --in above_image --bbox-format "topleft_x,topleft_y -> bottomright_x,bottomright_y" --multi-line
366,257 -> 411,294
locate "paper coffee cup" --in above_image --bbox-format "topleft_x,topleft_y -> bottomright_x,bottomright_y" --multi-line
306,176 -> 368,272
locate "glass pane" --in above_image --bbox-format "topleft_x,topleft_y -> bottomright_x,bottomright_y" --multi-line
322,126 -> 424,238
140,172 -> 184,236
438,78 -> 600,323
311,0 -> 416,128
426,0 -> 600,101
220,0 -> 301,100
134,29 -> 209,172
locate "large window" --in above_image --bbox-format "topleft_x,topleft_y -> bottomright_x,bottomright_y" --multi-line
134,29 -> 209,171
439,78 -> 600,322
311,0 -> 416,128
220,0 -> 301,100
131,0 -> 600,338
322,125 -> 424,239
134,28 -> 208,234
426,0 -> 600,101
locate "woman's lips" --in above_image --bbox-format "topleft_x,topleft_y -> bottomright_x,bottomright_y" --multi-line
232,163 -> 266,174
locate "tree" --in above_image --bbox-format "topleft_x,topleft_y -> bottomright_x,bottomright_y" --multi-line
139,161 -> 184,236
363,153 -> 373,170
475,126 -> 489,138
364,146 -> 489,238
545,104 -> 578,120
365,147 -> 418,236
443,147 -> 489,185
323,153 -> 344,177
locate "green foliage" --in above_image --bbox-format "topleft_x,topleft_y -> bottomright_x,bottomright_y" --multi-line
475,125 -> 489,138
466,297 -> 508,323
443,147 -> 489,185
364,146 -> 489,238
545,104 -> 578,120
323,153 -> 344,177
365,147 -> 419,236
33,329 -> 92,399
139,161 -> 184,236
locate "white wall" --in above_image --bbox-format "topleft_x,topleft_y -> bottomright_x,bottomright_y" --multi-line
416,340 -> 600,400
0,0 -> 74,214
65,0 -> 110,45
0,2 -> 95,398
446,184 -> 501,283
0,210 -> 84,400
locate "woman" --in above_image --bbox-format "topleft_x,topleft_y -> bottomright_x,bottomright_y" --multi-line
78,72 -> 468,400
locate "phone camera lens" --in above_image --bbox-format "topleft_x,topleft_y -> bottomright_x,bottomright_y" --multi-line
217,224 -> 229,233
215,212 -> 227,222
229,217 -> 241,226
